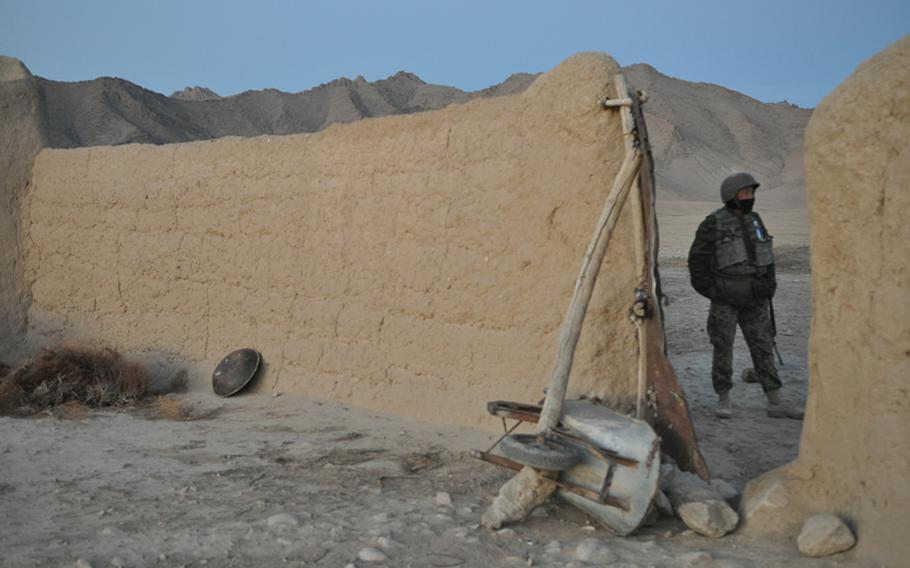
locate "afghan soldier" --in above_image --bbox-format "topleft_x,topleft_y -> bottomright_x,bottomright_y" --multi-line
687,172 -> 804,420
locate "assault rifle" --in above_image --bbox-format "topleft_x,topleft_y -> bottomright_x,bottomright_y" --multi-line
769,299 -> 785,366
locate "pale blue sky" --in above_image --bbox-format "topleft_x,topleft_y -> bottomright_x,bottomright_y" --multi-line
1,0 -> 907,108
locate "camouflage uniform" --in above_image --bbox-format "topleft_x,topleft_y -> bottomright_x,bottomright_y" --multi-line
688,205 -> 781,395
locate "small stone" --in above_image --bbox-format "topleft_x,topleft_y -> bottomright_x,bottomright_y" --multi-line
449,527 -> 470,539
653,489 -> 673,517
481,466 -> 556,529
373,536 -> 398,549
677,500 -> 739,538
641,505 -> 659,526
530,506 -> 548,518
678,551 -> 713,567
370,512 -> 390,523
358,547 -> 387,562
435,491 -> 453,506
74,560 -> 94,568
666,470 -> 723,505
110,558 -> 125,568
574,537 -> 617,564
496,528 -> 516,538
710,479 -> 739,502
544,540 -> 562,555
797,514 -> 856,557
267,513 -> 300,528
659,463 -> 678,491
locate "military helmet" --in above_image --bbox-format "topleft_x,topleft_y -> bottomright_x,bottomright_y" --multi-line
720,172 -> 760,203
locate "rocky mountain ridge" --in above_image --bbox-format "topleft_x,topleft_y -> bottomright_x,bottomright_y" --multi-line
0,55 -> 810,205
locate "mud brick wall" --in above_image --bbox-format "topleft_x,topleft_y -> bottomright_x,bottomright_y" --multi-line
0,59 -> 46,356
23,53 -> 641,425
741,37 -> 910,566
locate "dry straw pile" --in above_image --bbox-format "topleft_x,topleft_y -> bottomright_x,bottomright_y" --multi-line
0,345 -> 147,415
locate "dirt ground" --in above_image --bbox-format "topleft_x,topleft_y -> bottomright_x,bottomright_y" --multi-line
2,247 -> 851,568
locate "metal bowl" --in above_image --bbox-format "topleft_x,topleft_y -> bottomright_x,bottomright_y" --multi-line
212,348 -> 262,397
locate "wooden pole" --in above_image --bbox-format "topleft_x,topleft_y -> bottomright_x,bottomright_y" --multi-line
627,85 -> 710,479
612,75 -> 651,419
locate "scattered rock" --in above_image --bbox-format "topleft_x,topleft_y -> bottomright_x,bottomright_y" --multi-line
653,489 -> 673,517
543,540 -> 562,555
678,551 -> 713,567
677,500 -> 739,538
797,514 -> 856,557
574,537 -> 617,564
641,504 -> 659,526
373,535 -> 399,549
496,528 -> 516,538
431,513 -> 455,525
267,513 -> 300,528
661,467 -> 739,537
110,558 -> 125,568
74,560 -> 94,568
665,469 -> 723,505
435,491 -> 453,506
710,479 -> 739,503
370,512 -> 390,524
481,467 -> 556,529
530,506 -> 549,518
358,547 -> 388,562
658,463 -> 677,492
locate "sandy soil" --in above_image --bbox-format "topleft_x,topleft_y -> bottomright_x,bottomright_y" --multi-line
0,248 -> 848,568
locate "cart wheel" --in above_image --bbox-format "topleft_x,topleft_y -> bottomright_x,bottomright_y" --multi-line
499,433 -> 581,471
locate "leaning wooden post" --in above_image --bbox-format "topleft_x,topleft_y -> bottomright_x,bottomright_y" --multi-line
611,74 -> 651,419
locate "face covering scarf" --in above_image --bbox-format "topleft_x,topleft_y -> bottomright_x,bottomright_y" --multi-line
726,198 -> 755,213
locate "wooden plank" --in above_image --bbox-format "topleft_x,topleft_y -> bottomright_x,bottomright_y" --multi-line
627,85 -> 710,480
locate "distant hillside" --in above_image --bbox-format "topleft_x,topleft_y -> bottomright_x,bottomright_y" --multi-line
2,55 -> 810,206
623,64 -> 810,207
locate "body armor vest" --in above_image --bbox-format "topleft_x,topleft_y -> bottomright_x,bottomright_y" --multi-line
712,207 -> 774,276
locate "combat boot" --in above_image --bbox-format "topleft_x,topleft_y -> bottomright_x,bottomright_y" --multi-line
716,391 -> 732,419
766,389 -> 804,419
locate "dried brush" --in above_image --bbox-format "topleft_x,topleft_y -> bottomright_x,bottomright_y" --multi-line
0,345 -> 148,415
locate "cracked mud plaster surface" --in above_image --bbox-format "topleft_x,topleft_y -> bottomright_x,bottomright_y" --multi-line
742,36 -> 909,567
23,53 -> 643,427
0,73 -> 45,353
